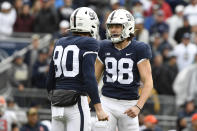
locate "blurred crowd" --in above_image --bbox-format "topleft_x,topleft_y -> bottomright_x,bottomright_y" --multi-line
0,0 -> 197,130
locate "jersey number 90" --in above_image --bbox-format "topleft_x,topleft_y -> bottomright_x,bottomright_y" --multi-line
53,45 -> 79,77
105,57 -> 133,84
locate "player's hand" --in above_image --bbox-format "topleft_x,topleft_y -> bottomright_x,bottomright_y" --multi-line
124,106 -> 140,118
96,110 -> 109,121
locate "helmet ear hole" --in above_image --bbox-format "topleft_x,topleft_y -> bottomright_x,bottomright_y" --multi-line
129,27 -> 132,30
92,25 -> 95,28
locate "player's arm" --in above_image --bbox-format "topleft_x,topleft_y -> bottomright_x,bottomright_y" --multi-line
88,58 -> 104,103
125,43 -> 153,118
125,59 -> 153,117
137,59 -> 153,109
82,53 -> 108,121
46,59 -> 56,94
95,58 -> 104,82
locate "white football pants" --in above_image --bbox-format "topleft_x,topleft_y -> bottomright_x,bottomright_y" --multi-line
51,96 -> 91,131
92,96 -> 139,131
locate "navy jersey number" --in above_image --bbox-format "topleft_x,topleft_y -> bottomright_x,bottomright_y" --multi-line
105,57 -> 133,84
53,45 -> 79,77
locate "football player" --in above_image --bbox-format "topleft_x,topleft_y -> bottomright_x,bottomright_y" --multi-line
95,9 -> 153,131
46,7 -> 108,131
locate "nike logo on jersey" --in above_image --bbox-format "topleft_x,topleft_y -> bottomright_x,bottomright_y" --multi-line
126,53 -> 132,56
105,53 -> 111,56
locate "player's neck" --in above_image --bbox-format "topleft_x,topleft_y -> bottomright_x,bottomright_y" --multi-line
114,40 -> 130,50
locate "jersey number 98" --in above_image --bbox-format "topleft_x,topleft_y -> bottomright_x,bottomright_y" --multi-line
105,57 -> 133,84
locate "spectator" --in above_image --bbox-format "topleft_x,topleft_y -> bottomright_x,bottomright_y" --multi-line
166,52 -> 179,84
12,123 -> 19,131
163,27 -> 177,48
143,115 -> 162,131
0,96 -> 18,131
144,4 -> 159,30
166,5 -> 184,39
150,33 -> 163,58
183,0 -> 197,26
8,54 -> 28,91
0,1 -> 16,37
148,0 -> 172,20
174,15 -> 191,44
99,10 -> 111,40
174,32 -> 197,71
132,0 -> 144,17
178,100 -> 196,119
41,120 -> 51,131
20,107 -> 49,131
72,0 -> 86,9
14,4 -> 34,32
32,48 -> 49,89
161,44 -> 172,62
152,53 -> 170,95
152,52 -> 178,115
173,63 -> 197,107
183,113 -> 197,131
176,116 -> 187,131
33,0 -> 59,33
140,0 -> 152,15
195,53 -> 197,62
191,24 -> 197,44
158,52 -> 178,95
135,17 -> 149,44
53,20 -> 70,39
14,0 -> 23,15
54,0 -> 64,9
6,97 -> 19,111
24,34 -> 40,67
139,113 -> 146,131
31,0 -> 42,16
110,0 -> 121,10
149,10 -> 169,36
159,28 -> 174,52
58,0 -> 74,21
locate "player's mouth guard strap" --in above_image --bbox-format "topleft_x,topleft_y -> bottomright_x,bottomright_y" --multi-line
78,97 -> 84,131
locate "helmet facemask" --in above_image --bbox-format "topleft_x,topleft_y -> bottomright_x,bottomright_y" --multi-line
106,9 -> 135,43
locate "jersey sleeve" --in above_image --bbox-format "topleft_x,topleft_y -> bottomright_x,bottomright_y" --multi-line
82,51 -> 101,105
46,59 -> 56,93
136,42 -> 152,64
46,41 -> 59,93
97,40 -> 106,64
81,38 -> 101,104
82,38 -> 99,57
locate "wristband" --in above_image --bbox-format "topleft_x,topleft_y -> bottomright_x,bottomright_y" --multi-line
135,105 -> 142,111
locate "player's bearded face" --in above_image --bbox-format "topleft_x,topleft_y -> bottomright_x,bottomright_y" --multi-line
108,24 -> 123,38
